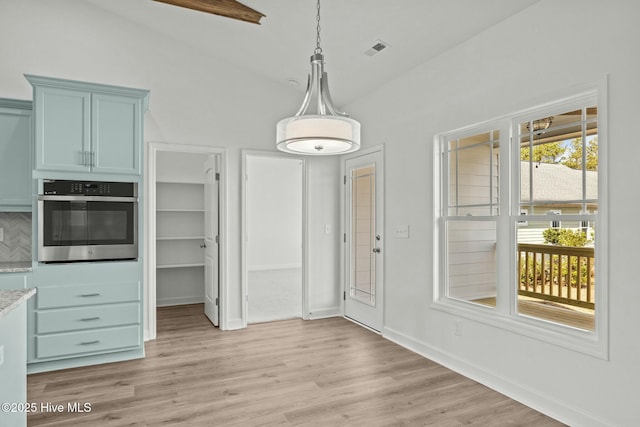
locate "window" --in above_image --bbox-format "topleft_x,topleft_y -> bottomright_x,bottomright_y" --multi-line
435,88 -> 606,357
547,210 -> 561,228
444,129 -> 501,308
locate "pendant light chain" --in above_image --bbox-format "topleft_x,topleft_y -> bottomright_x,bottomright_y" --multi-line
276,0 -> 360,155
315,0 -> 322,54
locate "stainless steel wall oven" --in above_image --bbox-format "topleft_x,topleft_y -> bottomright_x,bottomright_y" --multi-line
38,180 -> 138,262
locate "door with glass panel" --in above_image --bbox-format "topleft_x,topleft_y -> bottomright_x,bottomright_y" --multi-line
344,150 -> 383,331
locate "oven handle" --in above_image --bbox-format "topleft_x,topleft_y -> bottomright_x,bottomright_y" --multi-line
38,195 -> 138,202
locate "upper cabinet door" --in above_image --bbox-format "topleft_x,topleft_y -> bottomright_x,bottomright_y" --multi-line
34,86 -> 91,172
92,94 -> 141,175
0,102 -> 32,210
26,74 -> 149,177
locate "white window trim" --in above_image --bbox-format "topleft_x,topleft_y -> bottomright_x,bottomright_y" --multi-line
432,81 -> 608,359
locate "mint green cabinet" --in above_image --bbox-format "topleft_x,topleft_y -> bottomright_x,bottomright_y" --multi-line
92,93 -> 143,174
32,85 -> 90,173
0,99 -> 32,211
0,272 -> 29,290
27,261 -> 144,373
0,303 -> 28,427
25,75 -> 149,176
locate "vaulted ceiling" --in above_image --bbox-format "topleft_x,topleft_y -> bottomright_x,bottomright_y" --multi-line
85,0 -> 540,107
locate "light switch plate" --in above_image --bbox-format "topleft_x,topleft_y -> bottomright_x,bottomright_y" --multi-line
394,225 -> 409,239
0,227 -> 4,242
0,345 -> 4,367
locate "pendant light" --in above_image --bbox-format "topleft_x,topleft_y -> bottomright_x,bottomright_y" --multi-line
276,0 -> 360,155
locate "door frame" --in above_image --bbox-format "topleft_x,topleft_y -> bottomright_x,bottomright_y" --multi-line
145,141 -> 227,340
240,150 -> 308,327
341,145 -> 385,331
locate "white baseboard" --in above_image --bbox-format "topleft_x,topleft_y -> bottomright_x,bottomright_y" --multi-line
382,326 -> 609,427
156,296 -> 204,307
308,307 -> 341,320
249,314 -> 302,324
224,318 -> 244,330
144,327 -> 154,342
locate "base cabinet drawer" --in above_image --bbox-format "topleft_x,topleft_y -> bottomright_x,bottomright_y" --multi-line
27,260 -> 145,372
36,325 -> 140,359
36,281 -> 139,309
36,303 -> 140,334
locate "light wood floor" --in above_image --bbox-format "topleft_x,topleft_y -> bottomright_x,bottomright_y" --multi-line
27,304 -> 564,426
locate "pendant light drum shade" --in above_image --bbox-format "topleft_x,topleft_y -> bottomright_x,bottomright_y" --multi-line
276,0 -> 360,156
276,114 -> 360,155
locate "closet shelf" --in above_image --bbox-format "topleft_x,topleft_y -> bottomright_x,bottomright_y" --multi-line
155,149 -> 209,307
157,263 -> 205,269
156,236 -> 205,241
156,179 -> 205,185
156,208 -> 205,213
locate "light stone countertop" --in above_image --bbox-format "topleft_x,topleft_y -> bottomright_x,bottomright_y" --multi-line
0,262 -> 33,273
0,289 -> 36,321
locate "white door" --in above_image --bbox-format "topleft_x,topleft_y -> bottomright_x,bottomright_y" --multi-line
344,150 -> 384,331
245,155 -> 303,323
204,156 -> 219,326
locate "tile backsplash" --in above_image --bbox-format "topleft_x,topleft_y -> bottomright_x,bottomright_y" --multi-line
0,212 -> 32,262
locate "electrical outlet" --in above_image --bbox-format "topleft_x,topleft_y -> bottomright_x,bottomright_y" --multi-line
0,227 -> 4,242
452,319 -> 462,336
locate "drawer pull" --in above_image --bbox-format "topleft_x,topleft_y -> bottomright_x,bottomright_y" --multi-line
79,340 -> 100,346
79,317 -> 101,322
79,293 -> 101,297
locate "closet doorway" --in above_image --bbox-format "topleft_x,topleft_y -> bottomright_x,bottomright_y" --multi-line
147,143 -> 226,339
242,152 -> 306,324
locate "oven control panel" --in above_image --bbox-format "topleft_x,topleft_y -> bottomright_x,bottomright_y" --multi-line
42,180 -> 137,197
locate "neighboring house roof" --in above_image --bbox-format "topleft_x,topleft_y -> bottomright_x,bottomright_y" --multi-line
520,161 -> 597,204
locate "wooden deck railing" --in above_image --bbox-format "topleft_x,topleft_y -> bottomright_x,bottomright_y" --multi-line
518,243 -> 595,310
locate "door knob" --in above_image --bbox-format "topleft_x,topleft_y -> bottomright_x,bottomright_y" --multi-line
200,242 -> 207,248
372,247 -> 381,253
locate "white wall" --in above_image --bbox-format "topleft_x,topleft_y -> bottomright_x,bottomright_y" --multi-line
306,157 -> 342,319
0,1 -> 341,329
346,1 -> 640,425
246,155 -> 302,269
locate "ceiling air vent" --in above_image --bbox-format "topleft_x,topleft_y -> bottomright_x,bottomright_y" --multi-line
364,39 -> 390,57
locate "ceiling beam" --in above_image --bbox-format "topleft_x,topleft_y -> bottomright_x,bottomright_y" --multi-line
153,0 -> 265,24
